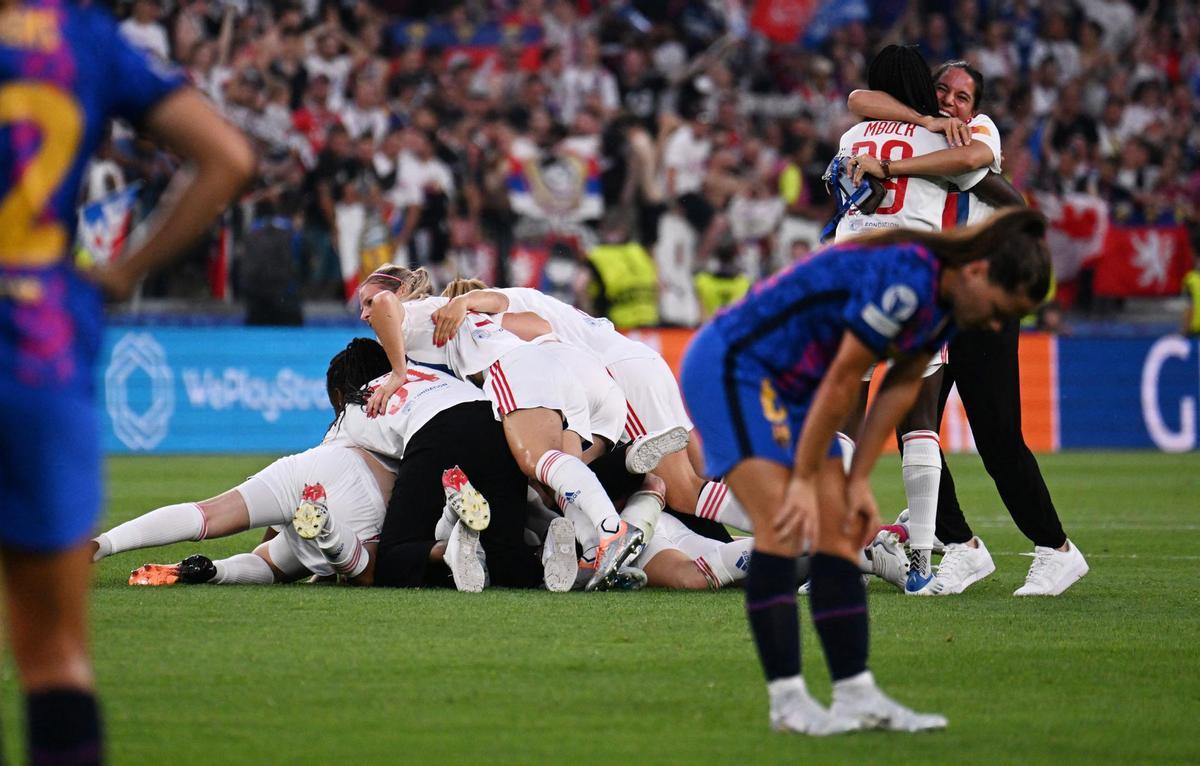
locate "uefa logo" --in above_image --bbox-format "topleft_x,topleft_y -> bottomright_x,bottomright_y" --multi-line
105,333 -> 174,450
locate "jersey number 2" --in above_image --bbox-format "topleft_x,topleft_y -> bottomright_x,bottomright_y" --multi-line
849,139 -> 914,215
0,82 -> 84,266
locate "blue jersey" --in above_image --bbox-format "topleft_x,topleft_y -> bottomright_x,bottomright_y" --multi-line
707,241 -> 955,404
682,241 -> 956,478
0,0 -> 184,550
0,0 -> 184,391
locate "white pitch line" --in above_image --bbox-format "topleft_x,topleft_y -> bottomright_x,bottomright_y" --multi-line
961,519 -> 1200,532
990,551 -> 1200,561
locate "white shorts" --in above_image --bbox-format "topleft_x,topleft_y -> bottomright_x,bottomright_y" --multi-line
535,341 -> 626,446
861,344 -> 948,382
483,344 -> 592,441
634,513 -> 724,567
236,444 -> 386,577
606,355 -> 694,440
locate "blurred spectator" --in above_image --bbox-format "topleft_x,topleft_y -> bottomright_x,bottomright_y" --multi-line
120,0 -> 169,61
694,237 -> 750,321
585,215 -> 658,329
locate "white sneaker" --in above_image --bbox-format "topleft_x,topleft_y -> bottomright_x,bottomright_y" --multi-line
445,520 -> 488,593
541,516 -> 578,593
925,536 -> 995,596
864,530 -> 908,589
1014,539 -> 1089,596
831,671 -> 947,732
769,677 -> 861,736
625,426 -> 690,474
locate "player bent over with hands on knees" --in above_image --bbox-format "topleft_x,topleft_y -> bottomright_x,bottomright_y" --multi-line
680,208 -> 1051,734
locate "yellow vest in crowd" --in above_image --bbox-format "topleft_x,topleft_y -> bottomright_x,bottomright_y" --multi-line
695,271 -> 751,317
1184,269 -> 1200,335
587,243 -> 659,329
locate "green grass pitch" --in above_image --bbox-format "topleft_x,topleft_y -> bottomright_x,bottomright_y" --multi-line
2,451 -> 1198,764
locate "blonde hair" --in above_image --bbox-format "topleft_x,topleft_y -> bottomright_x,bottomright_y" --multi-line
361,265 -> 433,301
441,278 -> 488,298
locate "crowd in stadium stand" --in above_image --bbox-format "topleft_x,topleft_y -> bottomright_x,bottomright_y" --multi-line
93,0 -> 1200,326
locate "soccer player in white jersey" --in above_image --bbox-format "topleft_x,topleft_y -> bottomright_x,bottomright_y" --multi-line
102,441 -> 390,586
433,279 -> 758,536
357,266 -> 649,591
832,46 -> 1019,594
846,59 -> 1087,597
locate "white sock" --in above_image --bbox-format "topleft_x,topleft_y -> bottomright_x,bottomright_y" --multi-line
694,482 -> 752,532
211,553 -> 275,584
535,450 -> 621,535
768,675 -> 809,709
93,503 -> 207,560
317,517 -> 369,578
620,488 -> 665,544
901,430 -> 941,555
835,431 -> 856,474
696,536 -> 755,588
434,503 -> 457,542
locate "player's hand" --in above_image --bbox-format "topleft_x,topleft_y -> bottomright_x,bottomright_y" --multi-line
849,154 -> 884,185
844,477 -> 881,549
366,371 -> 404,418
927,116 -> 971,147
431,297 -> 468,347
777,475 -> 820,551
84,262 -> 139,302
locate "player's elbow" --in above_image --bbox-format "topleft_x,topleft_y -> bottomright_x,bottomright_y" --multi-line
847,90 -> 867,114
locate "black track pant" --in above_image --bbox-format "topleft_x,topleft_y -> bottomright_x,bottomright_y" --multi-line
373,401 -> 543,588
935,321 -> 1067,549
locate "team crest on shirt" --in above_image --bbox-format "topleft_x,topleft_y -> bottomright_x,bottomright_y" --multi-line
759,379 -> 791,449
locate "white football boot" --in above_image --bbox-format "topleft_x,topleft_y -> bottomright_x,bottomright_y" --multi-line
1014,539 -> 1089,596
624,426 -> 690,474
830,671 -> 947,732
864,529 -> 909,589
445,520 -> 488,593
541,516 -> 578,593
769,677 -> 861,736
442,466 -> 491,531
925,536 -> 995,595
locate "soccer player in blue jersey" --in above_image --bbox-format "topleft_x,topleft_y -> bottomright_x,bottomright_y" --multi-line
0,1 -> 253,761
680,207 -> 1051,735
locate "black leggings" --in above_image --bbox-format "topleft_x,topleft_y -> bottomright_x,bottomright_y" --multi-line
935,321 -> 1067,549
373,401 -> 543,588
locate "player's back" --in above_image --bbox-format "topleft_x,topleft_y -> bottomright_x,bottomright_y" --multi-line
499,287 -> 657,364
0,0 -> 183,389
834,120 -> 985,240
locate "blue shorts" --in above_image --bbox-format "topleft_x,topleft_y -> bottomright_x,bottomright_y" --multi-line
681,324 -> 842,478
0,379 -> 101,550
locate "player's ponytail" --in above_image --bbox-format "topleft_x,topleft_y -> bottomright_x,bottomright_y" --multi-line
855,207 -> 1052,302
442,278 -> 488,298
362,265 -> 434,301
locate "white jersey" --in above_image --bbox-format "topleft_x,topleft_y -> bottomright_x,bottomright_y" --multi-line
834,120 -> 986,241
402,296 -> 528,377
329,364 -> 486,459
961,113 -> 1003,226
497,287 -> 659,365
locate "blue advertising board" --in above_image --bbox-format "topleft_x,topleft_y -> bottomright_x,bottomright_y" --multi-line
1058,335 -> 1200,452
99,327 -> 366,454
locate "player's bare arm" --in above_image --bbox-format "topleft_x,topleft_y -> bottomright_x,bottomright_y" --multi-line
432,289 -> 512,344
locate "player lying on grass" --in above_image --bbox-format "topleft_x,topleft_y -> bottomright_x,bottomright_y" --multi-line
358,266 -> 671,590
681,207 -> 1051,735
437,279 -> 756,535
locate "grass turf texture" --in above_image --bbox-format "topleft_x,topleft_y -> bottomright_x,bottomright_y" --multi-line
3,451 -> 1198,765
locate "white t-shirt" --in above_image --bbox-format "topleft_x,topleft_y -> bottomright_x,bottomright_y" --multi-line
663,125 -> 710,197
119,19 -> 169,61
834,120 -> 984,240
962,113 -> 1003,226
329,366 -> 486,460
497,287 -> 659,365
392,153 -> 456,208
305,54 -> 352,108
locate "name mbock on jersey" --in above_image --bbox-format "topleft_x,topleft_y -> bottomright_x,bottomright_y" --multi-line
834,120 -> 987,241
